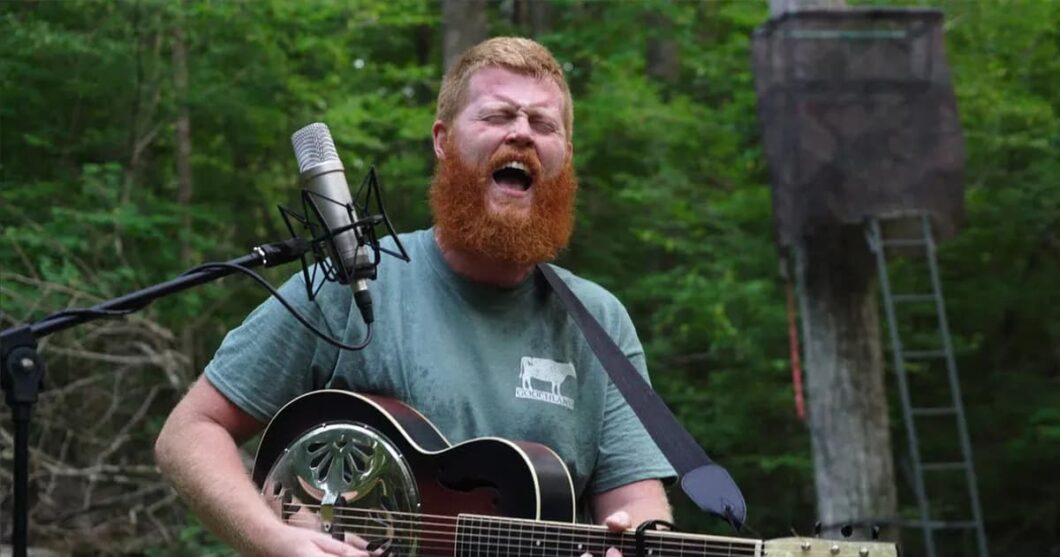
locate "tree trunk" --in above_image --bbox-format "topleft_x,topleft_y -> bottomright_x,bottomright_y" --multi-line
646,8 -> 679,85
414,24 -> 433,67
511,0 -> 552,37
527,0 -> 552,37
172,13 -> 196,368
172,22 -> 192,265
770,0 -> 899,541
122,14 -> 164,207
441,0 -> 488,72
795,227 -> 897,540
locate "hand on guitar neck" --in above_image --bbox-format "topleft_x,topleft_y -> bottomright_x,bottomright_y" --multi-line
581,510 -> 632,557
587,478 -> 674,556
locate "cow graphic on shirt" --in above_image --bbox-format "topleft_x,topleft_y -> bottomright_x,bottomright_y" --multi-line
515,356 -> 576,410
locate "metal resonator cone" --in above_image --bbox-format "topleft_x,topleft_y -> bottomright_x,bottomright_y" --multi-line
262,422 -> 420,555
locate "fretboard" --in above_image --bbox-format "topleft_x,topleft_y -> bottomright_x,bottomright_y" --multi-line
454,514 -> 761,557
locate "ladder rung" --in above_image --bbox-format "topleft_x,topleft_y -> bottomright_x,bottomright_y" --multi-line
921,461 -> 968,471
912,406 -> 957,416
896,518 -> 981,530
902,349 -> 948,360
882,239 -> 929,247
892,294 -> 935,303
928,520 -> 979,530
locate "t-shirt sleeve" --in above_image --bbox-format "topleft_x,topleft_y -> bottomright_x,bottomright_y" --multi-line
588,305 -> 678,494
204,272 -> 342,423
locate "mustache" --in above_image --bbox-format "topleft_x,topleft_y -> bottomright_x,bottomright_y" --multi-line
484,144 -> 544,177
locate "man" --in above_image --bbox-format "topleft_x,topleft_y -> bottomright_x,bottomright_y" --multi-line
155,37 -> 673,556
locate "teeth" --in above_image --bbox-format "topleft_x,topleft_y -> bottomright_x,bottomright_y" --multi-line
501,161 -> 528,173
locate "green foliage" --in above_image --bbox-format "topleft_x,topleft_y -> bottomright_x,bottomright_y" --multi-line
143,513 -> 230,557
1,0 -> 1056,553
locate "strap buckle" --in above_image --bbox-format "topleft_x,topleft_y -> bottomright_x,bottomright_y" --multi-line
635,519 -> 675,557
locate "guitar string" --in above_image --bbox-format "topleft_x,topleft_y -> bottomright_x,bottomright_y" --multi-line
284,520 -> 652,557
281,503 -> 758,554
281,525 -> 754,557
281,512 -> 759,556
282,506 -> 757,554
283,516 -> 759,557
281,527 -> 749,557
285,502 -> 749,544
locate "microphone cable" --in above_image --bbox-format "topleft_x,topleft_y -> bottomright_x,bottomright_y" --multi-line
183,261 -> 372,351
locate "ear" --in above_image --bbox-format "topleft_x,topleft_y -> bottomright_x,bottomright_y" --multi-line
566,140 -> 574,161
432,120 -> 448,160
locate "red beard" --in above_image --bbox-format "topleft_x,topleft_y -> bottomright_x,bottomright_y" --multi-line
430,140 -> 577,266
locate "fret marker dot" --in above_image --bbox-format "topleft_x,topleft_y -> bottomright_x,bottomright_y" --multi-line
579,544 -> 584,550
536,540 -> 542,547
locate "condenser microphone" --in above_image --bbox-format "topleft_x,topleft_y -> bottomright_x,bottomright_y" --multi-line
291,122 -> 374,324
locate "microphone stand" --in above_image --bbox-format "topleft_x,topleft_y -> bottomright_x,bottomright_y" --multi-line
0,238 -> 310,557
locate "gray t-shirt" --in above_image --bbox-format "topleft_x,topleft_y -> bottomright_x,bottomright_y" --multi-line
206,228 -> 674,508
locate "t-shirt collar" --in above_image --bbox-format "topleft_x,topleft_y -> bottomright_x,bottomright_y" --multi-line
420,227 -> 538,306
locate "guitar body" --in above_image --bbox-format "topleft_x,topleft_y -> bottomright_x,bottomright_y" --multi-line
253,390 -> 900,557
253,390 -> 576,538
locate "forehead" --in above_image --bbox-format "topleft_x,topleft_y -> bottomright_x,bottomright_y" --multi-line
463,66 -> 565,115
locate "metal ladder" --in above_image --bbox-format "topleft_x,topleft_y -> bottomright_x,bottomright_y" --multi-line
865,214 -> 989,557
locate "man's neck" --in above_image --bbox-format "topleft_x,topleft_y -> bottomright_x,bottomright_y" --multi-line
434,230 -> 535,287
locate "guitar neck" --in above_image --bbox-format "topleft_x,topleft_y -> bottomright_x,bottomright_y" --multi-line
455,514 -> 761,557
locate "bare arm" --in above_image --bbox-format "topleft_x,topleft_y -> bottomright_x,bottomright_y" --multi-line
593,478 -> 672,525
584,479 -> 672,557
155,377 -> 359,556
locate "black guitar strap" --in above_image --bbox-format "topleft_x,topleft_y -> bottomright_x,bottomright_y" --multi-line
537,263 -> 747,530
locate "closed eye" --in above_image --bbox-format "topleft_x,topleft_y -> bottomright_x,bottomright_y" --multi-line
483,112 -> 514,124
531,118 -> 559,134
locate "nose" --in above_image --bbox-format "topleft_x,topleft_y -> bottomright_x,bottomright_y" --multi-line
504,114 -> 533,148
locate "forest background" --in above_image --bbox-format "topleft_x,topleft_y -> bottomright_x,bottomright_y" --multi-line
0,0 -> 1057,555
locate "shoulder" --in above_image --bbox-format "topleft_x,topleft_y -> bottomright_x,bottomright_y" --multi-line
364,228 -> 426,282
380,228 -> 426,253
543,263 -> 631,328
376,228 -> 429,273
545,263 -> 620,303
